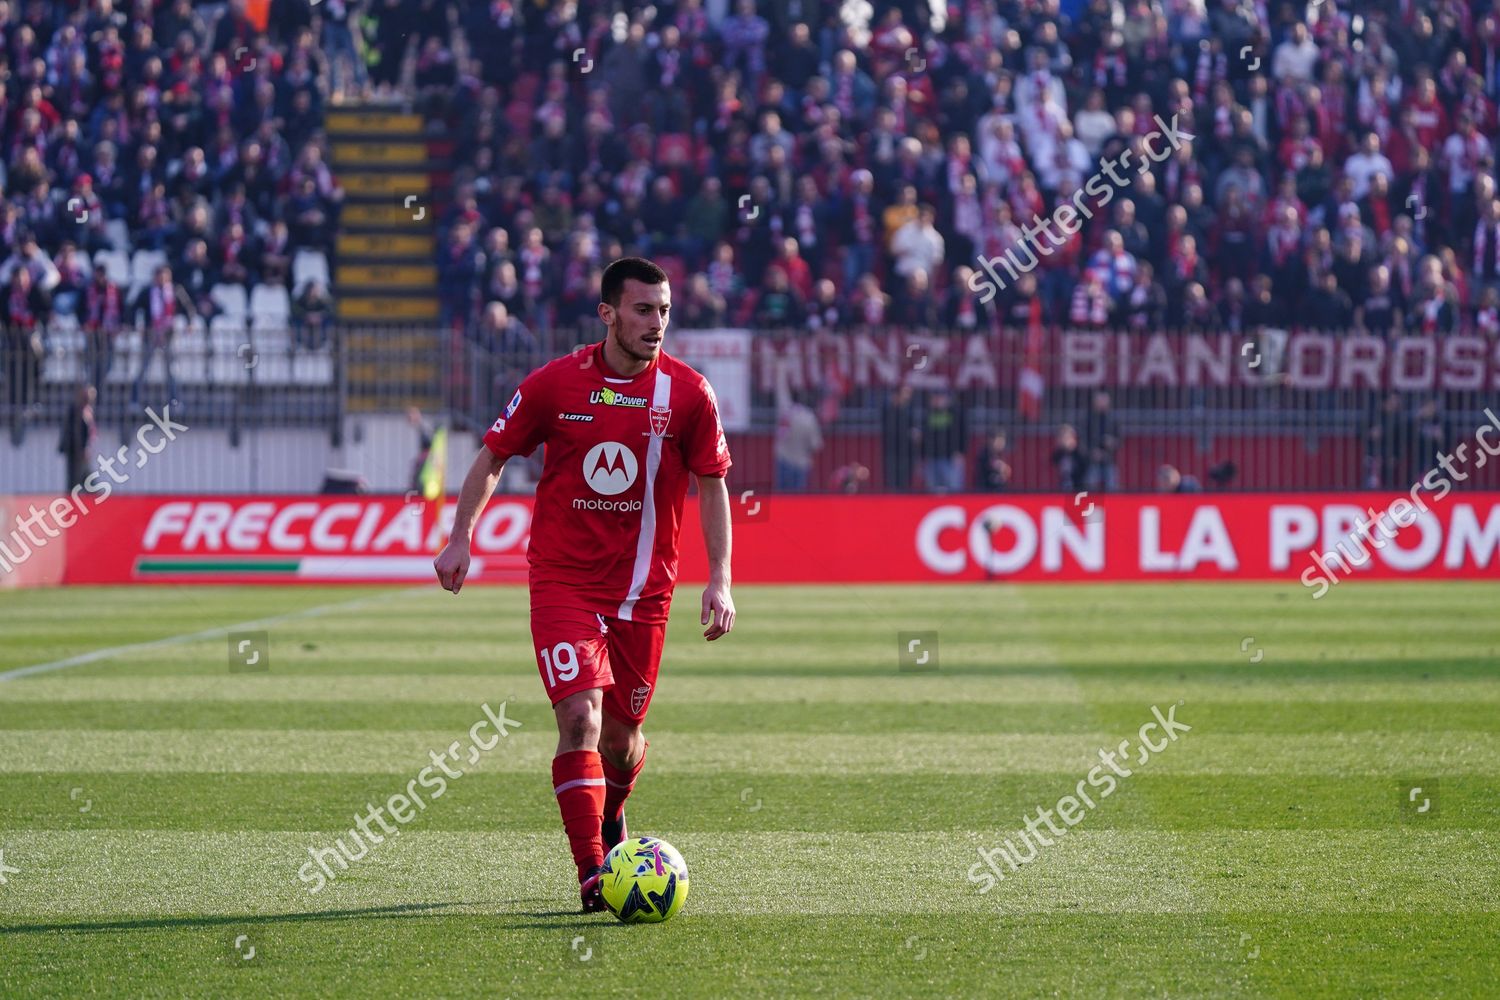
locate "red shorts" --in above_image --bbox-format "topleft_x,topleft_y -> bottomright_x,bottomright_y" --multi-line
529,605 -> 667,725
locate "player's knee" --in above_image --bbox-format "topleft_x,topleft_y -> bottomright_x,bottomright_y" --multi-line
555,700 -> 601,750
599,725 -> 641,761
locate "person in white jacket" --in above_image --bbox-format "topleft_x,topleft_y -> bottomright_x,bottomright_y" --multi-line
891,204 -> 945,278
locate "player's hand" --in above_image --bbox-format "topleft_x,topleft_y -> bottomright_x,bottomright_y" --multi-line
701,580 -> 735,641
434,540 -> 472,594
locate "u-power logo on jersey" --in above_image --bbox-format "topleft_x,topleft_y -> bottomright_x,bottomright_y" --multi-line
583,442 -> 639,496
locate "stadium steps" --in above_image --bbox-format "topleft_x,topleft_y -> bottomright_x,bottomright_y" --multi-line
329,105 -> 441,409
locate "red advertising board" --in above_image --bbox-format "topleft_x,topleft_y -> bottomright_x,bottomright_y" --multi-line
49,492 -> 1500,587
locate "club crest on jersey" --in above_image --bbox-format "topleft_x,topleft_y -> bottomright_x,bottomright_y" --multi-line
590,388 -> 648,408
649,405 -> 672,437
631,684 -> 652,714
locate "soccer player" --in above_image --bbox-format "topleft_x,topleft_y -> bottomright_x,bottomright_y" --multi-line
433,257 -> 736,912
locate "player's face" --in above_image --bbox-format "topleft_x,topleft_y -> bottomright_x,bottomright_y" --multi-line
605,279 -> 671,363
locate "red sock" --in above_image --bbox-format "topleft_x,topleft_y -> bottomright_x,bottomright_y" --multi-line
602,742 -> 647,822
552,750 -> 605,881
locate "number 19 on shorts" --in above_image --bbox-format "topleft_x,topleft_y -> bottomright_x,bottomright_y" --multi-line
540,642 -> 580,688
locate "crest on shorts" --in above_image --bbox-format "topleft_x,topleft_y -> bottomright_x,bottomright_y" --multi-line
649,405 -> 672,437
630,684 -> 652,714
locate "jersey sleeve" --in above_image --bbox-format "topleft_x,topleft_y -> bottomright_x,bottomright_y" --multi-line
483,371 -> 549,460
684,376 -> 732,477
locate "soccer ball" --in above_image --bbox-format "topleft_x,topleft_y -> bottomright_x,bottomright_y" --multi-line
599,836 -> 689,923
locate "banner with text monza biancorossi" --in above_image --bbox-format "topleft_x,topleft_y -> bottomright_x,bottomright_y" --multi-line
53,493 -> 1500,585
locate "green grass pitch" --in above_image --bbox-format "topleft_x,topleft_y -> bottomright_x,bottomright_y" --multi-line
1,581 -> 1497,998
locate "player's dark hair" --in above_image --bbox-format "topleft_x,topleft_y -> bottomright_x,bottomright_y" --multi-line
601,257 -> 669,307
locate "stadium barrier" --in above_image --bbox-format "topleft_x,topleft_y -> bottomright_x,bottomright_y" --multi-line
5,324 -> 1499,495
38,492 -> 1500,587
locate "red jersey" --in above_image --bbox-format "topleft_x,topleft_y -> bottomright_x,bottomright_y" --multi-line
483,341 -> 732,623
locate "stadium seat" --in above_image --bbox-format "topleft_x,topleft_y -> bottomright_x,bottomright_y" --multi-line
129,249 -> 168,296
252,345 -> 293,385
41,328 -> 86,383
210,283 -> 248,323
95,249 -> 130,288
291,349 -> 335,386
48,314 -> 83,350
292,249 -> 330,295
249,283 -> 292,333
252,325 -> 293,357
104,219 -> 130,252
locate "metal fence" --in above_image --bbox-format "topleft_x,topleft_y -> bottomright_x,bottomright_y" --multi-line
4,321 -> 1497,495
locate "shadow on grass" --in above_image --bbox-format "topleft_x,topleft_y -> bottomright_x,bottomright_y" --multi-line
0,900 -> 624,936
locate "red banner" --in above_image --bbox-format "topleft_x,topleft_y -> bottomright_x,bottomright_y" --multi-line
45,492 -> 1500,587
754,331 -> 1500,392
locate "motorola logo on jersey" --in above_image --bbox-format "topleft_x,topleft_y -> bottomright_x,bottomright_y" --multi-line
583,441 -> 639,495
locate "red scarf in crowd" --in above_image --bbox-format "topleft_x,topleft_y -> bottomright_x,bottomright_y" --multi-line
86,280 -> 121,331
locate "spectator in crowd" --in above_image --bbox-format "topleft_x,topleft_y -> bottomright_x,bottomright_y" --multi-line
918,390 -> 968,494
3,267 -> 48,413
1410,398 -> 1451,485
1082,392 -> 1121,492
1365,392 -> 1410,489
1156,464 -> 1203,493
830,461 -> 871,493
82,263 -> 125,394
881,382 -> 920,492
129,266 -> 192,408
891,203 -> 945,279
58,383 -> 97,493
1052,423 -> 1084,493
51,243 -> 88,319
749,265 -> 803,328
1,232 -> 62,297
293,280 -> 334,350
773,391 -> 823,492
438,222 -> 485,331
974,430 -> 1012,492
805,279 -> 846,332
176,239 -> 220,327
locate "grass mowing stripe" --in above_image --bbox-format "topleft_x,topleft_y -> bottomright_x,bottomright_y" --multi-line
0,831 -> 1495,920
5,698 -> 1497,734
6,674 -> 1500,704
1,914 -> 1496,1000
0,588 -> 424,682
2,729 -> 1497,775
7,773 -> 1496,831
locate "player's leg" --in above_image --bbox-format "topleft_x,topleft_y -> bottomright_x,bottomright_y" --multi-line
599,709 -> 646,847
532,606 -> 612,907
598,618 -> 667,847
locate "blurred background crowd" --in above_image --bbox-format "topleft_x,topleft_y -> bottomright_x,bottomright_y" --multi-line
428,0 -> 1500,342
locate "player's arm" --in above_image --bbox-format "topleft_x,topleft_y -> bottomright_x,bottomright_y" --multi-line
434,447 -> 508,594
696,473 -> 735,640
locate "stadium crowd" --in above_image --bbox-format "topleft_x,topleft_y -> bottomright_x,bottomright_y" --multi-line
432,0 -> 1500,345
0,0 -> 376,412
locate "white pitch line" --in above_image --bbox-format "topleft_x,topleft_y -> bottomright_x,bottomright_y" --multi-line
0,587 -> 425,682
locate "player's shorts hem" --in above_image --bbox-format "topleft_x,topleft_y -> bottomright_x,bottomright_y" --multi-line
543,679 -> 612,708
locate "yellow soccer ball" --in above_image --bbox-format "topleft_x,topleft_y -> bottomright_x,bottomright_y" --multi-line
600,837 -> 689,923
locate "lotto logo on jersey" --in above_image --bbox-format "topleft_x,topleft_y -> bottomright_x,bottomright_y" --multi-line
583,441 -> 639,496
590,388 -> 648,407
